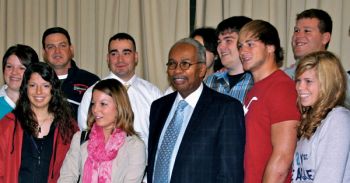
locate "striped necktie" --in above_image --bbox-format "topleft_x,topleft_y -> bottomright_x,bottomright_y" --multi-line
153,100 -> 188,183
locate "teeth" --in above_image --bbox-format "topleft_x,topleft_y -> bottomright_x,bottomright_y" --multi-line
220,52 -> 229,57
299,94 -> 310,98
34,97 -> 45,100
10,77 -> 21,81
241,55 -> 251,62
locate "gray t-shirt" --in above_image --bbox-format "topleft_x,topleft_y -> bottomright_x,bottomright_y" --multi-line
292,106 -> 350,183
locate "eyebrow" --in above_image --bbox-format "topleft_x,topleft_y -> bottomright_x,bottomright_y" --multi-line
109,48 -> 133,53
45,41 -> 68,45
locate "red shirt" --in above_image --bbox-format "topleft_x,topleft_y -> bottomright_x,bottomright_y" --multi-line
0,113 -> 78,183
244,70 -> 300,183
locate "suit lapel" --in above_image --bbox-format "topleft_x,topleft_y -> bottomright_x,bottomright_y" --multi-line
176,85 -> 212,156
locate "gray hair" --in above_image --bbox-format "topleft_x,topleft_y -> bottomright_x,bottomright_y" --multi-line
170,38 -> 206,64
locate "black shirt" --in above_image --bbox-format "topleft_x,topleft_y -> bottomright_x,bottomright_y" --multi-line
19,123 -> 56,183
227,73 -> 245,89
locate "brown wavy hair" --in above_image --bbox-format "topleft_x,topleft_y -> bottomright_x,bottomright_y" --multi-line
87,79 -> 137,136
14,62 -> 76,144
295,51 -> 347,139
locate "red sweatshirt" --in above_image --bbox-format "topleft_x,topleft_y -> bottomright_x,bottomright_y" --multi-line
0,112 -> 78,183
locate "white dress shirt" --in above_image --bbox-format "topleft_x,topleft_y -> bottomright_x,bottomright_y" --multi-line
78,72 -> 163,148
154,83 -> 203,181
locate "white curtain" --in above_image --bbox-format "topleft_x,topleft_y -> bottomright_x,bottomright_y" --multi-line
0,0 -> 189,90
195,0 -> 350,71
1,0 -> 349,90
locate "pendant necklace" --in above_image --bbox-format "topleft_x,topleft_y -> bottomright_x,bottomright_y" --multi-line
37,115 -> 53,134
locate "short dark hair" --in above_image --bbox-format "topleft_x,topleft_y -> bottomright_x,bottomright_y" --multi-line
296,9 -> 332,48
240,20 -> 284,66
216,16 -> 253,35
42,27 -> 72,48
108,33 -> 136,51
2,44 -> 39,73
190,27 -> 217,55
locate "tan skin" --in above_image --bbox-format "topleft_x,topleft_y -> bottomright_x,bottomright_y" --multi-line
27,73 -> 54,138
42,33 -> 74,76
239,33 -> 300,182
263,121 -> 299,183
91,90 -> 118,143
218,31 -> 244,75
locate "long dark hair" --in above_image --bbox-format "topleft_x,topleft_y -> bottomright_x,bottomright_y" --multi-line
13,62 -> 75,143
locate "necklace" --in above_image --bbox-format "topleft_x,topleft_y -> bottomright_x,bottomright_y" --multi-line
37,115 -> 53,133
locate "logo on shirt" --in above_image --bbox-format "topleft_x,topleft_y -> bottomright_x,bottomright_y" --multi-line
243,96 -> 258,115
73,84 -> 89,95
292,152 -> 315,181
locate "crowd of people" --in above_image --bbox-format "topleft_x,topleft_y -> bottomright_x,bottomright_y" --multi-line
0,8 -> 349,183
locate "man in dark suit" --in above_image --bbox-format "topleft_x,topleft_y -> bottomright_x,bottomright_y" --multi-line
147,38 -> 245,183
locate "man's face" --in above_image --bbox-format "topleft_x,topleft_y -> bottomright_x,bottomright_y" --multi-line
292,18 -> 330,60
43,33 -> 73,71
217,31 -> 240,69
167,43 -> 206,98
238,33 -> 273,74
107,39 -> 138,81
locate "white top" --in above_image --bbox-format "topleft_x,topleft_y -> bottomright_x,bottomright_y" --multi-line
154,83 -> 203,181
0,85 -> 16,108
78,72 -> 163,148
292,106 -> 350,183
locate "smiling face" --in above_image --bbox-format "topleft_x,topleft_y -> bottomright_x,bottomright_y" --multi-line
292,18 -> 330,60
27,73 -> 52,112
217,31 -> 241,70
43,33 -> 73,73
296,68 -> 319,107
238,32 -> 272,74
167,43 -> 206,98
4,55 -> 26,92
91,90 -> 117,133
107,39 -> 138,81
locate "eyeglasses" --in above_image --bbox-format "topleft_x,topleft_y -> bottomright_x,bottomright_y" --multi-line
166,61 -> 204,70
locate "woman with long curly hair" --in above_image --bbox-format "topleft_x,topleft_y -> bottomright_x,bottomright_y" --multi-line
0,62 -> 78,183
58,79 -> 146,183
292,51 -> 350,182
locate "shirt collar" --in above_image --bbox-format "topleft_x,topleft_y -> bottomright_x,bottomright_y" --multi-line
108,72 -> 136,86
175,83 -> 203,109
0,85 -> 7,97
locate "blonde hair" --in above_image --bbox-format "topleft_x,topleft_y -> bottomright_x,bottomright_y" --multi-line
87,79 -> 137,136
295,51 -> 347,139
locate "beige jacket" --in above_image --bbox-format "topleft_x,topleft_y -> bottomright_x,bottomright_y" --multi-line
58,131 -> 146,183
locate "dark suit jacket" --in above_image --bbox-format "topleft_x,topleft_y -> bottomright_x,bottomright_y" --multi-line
147,84 -> 245,183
